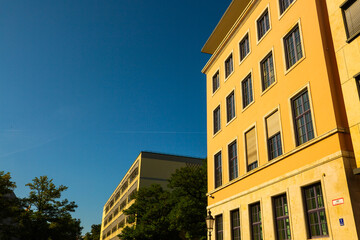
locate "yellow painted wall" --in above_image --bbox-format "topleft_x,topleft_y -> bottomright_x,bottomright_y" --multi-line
204,0 -> 350,195
209,156 -> 358,239
325,0 -> 360,168
208,133 -> 349,205
203,0 -> 359,238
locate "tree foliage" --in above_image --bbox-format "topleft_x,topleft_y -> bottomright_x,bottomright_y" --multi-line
0,171 -> 22,240
0,173 -> 82,240
119,184 -> 181,240
18,176 -> 82,240
83,224 -> 101,240
168,161 -> 207,240
119,160 -> 207,240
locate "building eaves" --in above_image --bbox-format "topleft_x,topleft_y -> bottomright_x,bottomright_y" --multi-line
141,151 -> 203,164
201,0 -> 252,55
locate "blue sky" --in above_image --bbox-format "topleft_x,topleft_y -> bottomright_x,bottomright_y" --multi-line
0,0 -> 231,234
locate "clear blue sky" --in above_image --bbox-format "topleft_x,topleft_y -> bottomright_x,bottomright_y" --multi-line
0,0 -> 230,234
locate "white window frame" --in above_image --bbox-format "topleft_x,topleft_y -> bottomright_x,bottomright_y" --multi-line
281,19 -> 306,75
256,4 -> 272,45
258,47 -> 277,95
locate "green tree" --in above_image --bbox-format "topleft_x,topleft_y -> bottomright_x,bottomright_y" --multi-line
168,161 -> 207,240
19,176 -> 82,240
0,171 -> 22,240
83,224 -> 101,240
119,184 -> 181,240
119,159 -> 207,240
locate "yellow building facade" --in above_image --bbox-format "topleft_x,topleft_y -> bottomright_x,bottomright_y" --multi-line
325,0 -> 360,174
99,152 -> 202,240
202,0 -> 360,239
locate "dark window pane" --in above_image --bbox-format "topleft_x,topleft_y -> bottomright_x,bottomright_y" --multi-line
228,141 -> 238,180
250,203 -> 263,240
227,91 -> 236,122
216,215 -> 223,240
356,75 -> 360,100
247,161 -> 258,171
213,71 -> 220,93
268,133 -> 282,160
242,74 -> 253,108
280,0 -> 294,14
284,25 -> 303,69
342,0 -> 360,40
261,53 -> 275,91
231,209 -> 241,240
225,54 -> 234,78
292,90 -> 314,146
213,106 -> 221,134
214,152 -> 222,188
257,10 -> 270,40
303,183 -> 328,238
240,34 -> 250,61
273,194 -> 291,240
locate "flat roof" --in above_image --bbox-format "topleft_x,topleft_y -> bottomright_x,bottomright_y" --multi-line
201,0 -> 252,54
141,151 -> 203,163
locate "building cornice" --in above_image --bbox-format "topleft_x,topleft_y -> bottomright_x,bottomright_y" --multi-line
202,0 -> 255,74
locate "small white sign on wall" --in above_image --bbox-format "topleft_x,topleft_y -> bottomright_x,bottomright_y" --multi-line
332,198 -> 344,206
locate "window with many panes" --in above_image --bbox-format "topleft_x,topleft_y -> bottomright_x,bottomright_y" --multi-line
213,71 -> 220,93
250,202 -> 263,240
292,89 -> 314,146
225,54 -> 234,78
245,127 -> 258,171
273,194 -> 291,240
227,91 -> 235,122
214,152 -> 222,188
242,74 -> 253,109
231,209 -> 241,240
257,9 -> 270,40
213,106 -> 221,134
228,140 -> 238,181
260,52 -> 275,91
240,34 -> 250,61
279,0 -> 294,15
284,24 -> 303,70
303,183 -> 329,238
215,214 -> 224,240
266,110 -> 282,160
341,0 -> 360,42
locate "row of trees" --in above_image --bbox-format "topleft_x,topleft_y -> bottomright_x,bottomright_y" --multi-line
118,160 -> 207,240
1,159 -> 207,240
0,171 -> 82,240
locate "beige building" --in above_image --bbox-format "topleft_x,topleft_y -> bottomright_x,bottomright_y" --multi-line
202,0 -> 360,239
99,151 -> 202,240
325,0 -> 360,174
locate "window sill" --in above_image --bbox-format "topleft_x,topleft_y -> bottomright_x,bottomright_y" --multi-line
212,87 -> 220,97
284,56 -> 305,76
242,100 -> 255,113
346,30 -> 360,44
261,80 -> 277,96
226,116 -> 237,127
224,71 -> 234,82
212,129 -> 222,138
256,28 -> 271,46
239,52 -> 251,66
207,128 -> 344,195
278,0 -> 297,20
